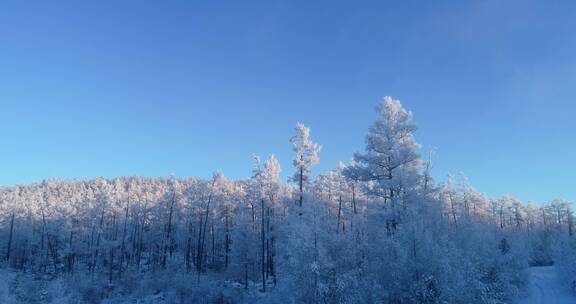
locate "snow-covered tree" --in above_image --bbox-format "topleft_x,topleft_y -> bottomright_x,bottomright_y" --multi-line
344,97 -> 421,207
0,98 -> 570,303
289,123 -> 321,208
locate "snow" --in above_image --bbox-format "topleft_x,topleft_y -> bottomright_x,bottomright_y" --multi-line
0,99 -> 572,303
518,267 -> 576,304
0,270 -> 17,303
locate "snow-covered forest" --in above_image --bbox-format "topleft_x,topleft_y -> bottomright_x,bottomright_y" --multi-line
0,98 -> 574,303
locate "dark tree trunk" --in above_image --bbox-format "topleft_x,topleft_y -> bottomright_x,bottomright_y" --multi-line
225,207 -> 230,269
197,178 -> 216,272
568,210 -> 574,237
109,248 -> 114,284
299,165 -> 304,208
186,236 -> 192,272
6,212 -> 15,262
244,263 -> 249,290
352,184 -> 357,214
93,210 -> 105,273
67,230 -> 75,273
163,193 -> 175,268
120,199 -> 129,272
196,217 -> 203,271
211,223 -> 215,265
337,195 -> 343,234
261,199 -> 266,292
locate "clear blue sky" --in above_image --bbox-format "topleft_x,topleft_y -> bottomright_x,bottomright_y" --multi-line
1,0 -> 575,203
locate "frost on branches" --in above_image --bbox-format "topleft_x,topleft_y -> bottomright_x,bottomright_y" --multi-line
289,123 -> 321,208
0,97 -> 574,303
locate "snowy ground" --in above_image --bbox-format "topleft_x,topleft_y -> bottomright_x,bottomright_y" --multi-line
517,266 -> 575,304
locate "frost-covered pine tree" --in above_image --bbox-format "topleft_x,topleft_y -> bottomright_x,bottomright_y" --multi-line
289,123 -> 321,208
250,155 -> 283,292
344,97 -> 421,206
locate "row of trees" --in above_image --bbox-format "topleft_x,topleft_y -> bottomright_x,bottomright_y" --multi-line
0,97 -> 573,303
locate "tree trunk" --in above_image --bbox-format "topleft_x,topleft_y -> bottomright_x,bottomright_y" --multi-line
352,183 -> 357,214
109,248 -> 114,284
197,178 -> 216,272
267,207 -> 275,285
299,164 -> 304,208
93,210 -> 105,273
41,210 -> 48,272
449,193 -> 458,226
211,223 -> 215,265
120,199 -> 129,272
163,194 -> 175,268
68,229 -> 74,273
111,213 -> 117,241
225,207 -> 230,269
186,236 -> 192,272
261,199 -> 266,292
499,205 -> 505,229
244,263 -> 249,290
568,209 -> 574,237
196,217 -> 203,271
336,195 -> 343,234
6,212 -> 15,262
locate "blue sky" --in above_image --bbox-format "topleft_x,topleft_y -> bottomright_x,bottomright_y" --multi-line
1,0 -> 575,203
